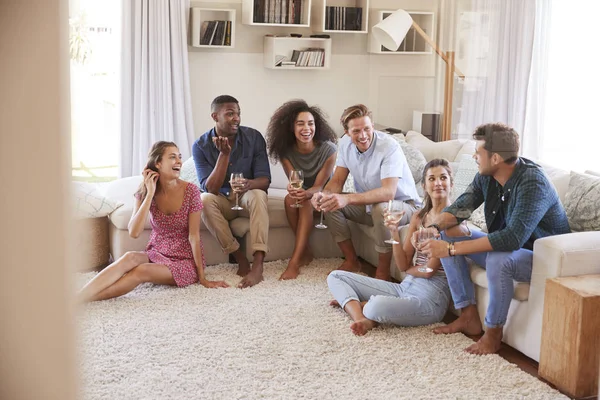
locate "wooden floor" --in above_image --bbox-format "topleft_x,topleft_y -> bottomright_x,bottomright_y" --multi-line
358,259 -> 597,400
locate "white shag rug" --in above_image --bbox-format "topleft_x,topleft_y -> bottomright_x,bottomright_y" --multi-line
77,258 -> 567,400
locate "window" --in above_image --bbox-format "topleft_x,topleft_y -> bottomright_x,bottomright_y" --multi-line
69,0 -> 121,181
540,0 -> 600,173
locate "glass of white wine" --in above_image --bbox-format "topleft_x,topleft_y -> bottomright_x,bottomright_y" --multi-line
415,227 -> 435,273
383,200 -> 404,244
230,172 -> 245,210
289,170 -> 304,208
315,191 -> 327,229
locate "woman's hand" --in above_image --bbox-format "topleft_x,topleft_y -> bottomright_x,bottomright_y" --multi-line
142,169 -> 159,196
200,279 -> 230,288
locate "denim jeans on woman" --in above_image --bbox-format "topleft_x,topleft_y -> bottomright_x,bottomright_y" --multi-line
440,229 -> 533,328
327,270 -> 450,326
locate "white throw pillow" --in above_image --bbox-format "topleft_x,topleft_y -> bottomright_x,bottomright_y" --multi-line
180,157 -> 201,189
72,181 -> 123,219
343,173 -> 356,193
564,171 -> 600,232
405,131 -> 466,162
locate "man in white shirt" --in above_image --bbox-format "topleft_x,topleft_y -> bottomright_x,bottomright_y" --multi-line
312,104 -> 421,280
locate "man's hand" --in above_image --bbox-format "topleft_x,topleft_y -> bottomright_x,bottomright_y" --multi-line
212,136 -> 231,156
421,239 -> 449,259
319,193 -> 349,212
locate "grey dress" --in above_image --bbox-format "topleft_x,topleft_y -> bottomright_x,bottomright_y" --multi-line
285,141 -> 336,189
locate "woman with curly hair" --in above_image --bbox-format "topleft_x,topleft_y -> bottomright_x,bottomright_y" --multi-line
267,100 -> 338,280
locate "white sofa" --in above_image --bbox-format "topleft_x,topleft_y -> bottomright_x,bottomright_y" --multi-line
102,131 -> 600,362
396,131 -> 600,362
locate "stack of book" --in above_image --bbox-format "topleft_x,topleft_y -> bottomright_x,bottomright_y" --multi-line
324,6 -> 362,31
253,0 -> 304,24
199,20 -> 233,46
290,48 -> 325,67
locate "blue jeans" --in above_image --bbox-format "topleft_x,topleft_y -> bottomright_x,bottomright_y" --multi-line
440,230 -> 533,328
327,270 -> 450,326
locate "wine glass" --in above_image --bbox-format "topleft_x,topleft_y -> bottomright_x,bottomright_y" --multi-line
230,172 -> 245,211
383,200 -> 403,244
315,191 -> 327,229
415,227 -> 435,273
289,170 -> 304,208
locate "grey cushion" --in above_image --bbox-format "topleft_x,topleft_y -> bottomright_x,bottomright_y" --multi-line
564,171 -> 600,232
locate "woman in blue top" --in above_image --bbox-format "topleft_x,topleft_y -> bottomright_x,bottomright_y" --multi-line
267,100 -> 337,280
327,159 -> 470,335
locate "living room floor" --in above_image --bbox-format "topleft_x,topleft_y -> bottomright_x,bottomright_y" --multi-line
359,258 -> 593,400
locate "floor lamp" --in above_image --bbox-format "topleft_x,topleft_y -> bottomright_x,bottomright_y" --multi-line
372,9 -> 464,141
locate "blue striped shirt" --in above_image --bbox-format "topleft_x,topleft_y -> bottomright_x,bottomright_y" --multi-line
444,158 -> 570,251
192,126 -> 271,195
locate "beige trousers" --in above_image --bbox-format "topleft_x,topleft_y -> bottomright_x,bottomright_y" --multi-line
200,189 -> 269,255
324,200 -> 416,253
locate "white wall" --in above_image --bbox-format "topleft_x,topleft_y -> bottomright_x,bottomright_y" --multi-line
189,0 -> 441,138
0,0 -> 77,399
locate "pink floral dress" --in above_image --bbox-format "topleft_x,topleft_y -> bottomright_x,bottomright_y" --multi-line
139,183 -> 206,287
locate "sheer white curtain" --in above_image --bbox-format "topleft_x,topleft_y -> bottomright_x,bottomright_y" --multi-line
536,0 -> 600,172
120,0 -> 195,177
455,0 -> 536,141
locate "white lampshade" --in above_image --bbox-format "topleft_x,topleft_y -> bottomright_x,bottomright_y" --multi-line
372,9 -> 413,51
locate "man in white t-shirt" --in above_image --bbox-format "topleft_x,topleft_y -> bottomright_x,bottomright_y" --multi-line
311,104 -> 421,280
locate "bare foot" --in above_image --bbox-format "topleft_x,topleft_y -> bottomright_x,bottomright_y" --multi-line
433,306 -> 482,336
465,328 -> 502,355
235,258 -> 251,277
337,258 -> 361,273
237,269 -> 264,288
375,269 -> 391,281
280,260 -> 301,280
350,319 -> 378,336
300,250 -> 314,266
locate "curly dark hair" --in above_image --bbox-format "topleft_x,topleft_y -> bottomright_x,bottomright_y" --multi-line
266,99 -> 338,163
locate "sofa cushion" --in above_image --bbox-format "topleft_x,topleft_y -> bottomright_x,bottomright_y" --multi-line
72,181 -> 123,219
392,135 -> 427,184
564,171 -> 600,232
470,264 -> 530,301
537,161 -> 570,203
405,131 -> 466,162
180,157 -> 200,188
452,155 -> 487,232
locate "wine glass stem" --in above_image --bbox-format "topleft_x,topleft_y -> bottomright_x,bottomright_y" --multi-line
236,192 -> 239,208
320,211 -> 324,224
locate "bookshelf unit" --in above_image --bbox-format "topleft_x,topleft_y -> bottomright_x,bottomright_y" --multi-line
263,36 -> 331,69
242,0 -> 311,27
191,8 -> 236,48
368,11 -> 434,54
311,0 -> 369,33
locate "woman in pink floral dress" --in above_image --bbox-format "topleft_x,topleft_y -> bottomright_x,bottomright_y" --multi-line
79,141 -> 229,302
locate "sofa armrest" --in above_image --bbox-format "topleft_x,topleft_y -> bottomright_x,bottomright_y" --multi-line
532,231 -> 600,280
525,231 -> 600,361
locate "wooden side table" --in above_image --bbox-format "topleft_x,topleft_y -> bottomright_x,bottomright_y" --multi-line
539,275 -> 600,398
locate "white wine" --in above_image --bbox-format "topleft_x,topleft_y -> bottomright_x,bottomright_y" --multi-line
290,180 -> 303,190
230,181 -> 244,192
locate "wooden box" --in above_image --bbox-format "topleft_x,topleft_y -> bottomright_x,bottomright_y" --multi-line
539,275 -> 600,398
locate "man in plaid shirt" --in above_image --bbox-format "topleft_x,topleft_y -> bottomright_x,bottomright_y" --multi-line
421,123 -> 570,355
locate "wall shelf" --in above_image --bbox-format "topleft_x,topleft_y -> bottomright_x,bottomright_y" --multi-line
263,36 -> 331,69
311,0 -> 369,33
368,11 -> 434,54
191,8 -> 236,48
242,0 -> 311,27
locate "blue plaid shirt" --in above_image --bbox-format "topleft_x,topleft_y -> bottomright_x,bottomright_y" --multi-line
192,126 -> 271,195
445,158 -> 570,251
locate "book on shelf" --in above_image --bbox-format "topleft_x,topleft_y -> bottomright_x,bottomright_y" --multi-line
224,21 -> 232,46
325,6 -> 362,30
200,20 -> 217,45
